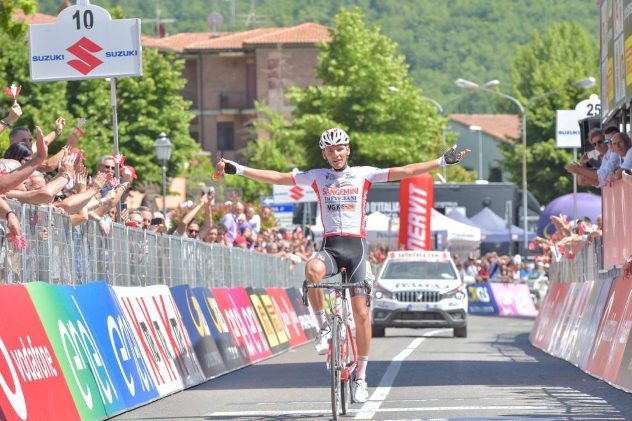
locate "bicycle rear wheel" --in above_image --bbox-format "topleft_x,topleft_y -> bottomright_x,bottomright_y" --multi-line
330,316 -> 341,419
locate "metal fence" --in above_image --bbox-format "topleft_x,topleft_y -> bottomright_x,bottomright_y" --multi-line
0,200 -> 305,288
548,237 -> 603,284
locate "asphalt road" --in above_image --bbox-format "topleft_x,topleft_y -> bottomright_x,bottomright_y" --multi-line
111,315 -> 632,421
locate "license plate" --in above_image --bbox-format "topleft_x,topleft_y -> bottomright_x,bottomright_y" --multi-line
407,303 -> 432,311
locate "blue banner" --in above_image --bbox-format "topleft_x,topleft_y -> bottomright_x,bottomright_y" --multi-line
70,282 -> 159,414
170,285 -> 227,378
192,287 -> 248,371
466,283 -> 499,315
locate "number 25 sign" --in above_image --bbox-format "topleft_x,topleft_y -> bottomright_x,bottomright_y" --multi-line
29,1 -> 142,82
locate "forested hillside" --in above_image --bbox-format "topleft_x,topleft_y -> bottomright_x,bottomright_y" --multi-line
38,0 -> 599,108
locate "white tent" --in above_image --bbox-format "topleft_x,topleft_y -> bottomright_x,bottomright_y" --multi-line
310,210 -> 480,254
430,209 -> 481,243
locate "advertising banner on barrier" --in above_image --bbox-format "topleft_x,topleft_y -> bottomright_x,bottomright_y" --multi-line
249,288 -> 291,354
574,278 -> 612,369
555,281 -> 594,362
170,285 -> 227,379
71,282 -> 159,414
285,288 -> 319,340
114,287 -> 184,396
212,288 -> 272,363
192,288 -> 247,371
127,286 -> 204,387
26,282 -> 108,421
586,275 -> 632,382
0,284 -> 81,421
267,288 -> 309,346
247,289 -> 281,352
466,283 -> 498,315
488,283 -> 538,317
530,283 -> 571,351
257,290 -> 291,347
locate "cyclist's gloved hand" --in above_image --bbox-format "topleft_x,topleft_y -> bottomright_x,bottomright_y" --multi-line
223,159 -> 245,175
437,145 -> 470,167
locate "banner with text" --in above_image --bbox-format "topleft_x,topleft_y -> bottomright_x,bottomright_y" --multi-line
0,284 -> 80,421
170,285 -> 227,379
398,174 -> 433,250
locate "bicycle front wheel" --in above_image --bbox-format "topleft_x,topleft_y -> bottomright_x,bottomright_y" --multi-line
330,316 -> 341,419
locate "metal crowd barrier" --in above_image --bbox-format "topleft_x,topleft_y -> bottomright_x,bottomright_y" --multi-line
0,200 -> 305,287
548,237 -> 603,284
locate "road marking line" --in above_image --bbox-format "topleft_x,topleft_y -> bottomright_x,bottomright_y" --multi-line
208,404 -> 558,417
354,329 -> 448,420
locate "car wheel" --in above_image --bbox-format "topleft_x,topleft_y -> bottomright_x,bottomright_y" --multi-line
454,326 -> 467,338
372,325 -> 385,337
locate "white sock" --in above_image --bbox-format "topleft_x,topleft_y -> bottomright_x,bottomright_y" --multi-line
314,309 -> 328,329
357,356 -> 369,380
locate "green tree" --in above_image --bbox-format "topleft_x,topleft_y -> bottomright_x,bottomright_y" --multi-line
499,21 -> 598,205
233,7 -> 473,202
0,0 -> 35,38
0,7 -> 201,183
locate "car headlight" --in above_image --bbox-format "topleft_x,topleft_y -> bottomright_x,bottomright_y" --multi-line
443,286 -> 466,300
373,283 -> 393,300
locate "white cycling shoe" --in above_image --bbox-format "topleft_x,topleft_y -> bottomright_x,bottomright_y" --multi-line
314,326 -> 331,355
352,379 -> 369,403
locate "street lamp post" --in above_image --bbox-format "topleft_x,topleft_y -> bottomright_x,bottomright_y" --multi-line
154,132 -> 173,216
469,125 -> 484,180
455,77 -> 595,252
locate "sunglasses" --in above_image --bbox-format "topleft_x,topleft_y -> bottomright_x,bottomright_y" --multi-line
590,139 -> 604,146
188,230 -> 199,234
102,165 -> 116,170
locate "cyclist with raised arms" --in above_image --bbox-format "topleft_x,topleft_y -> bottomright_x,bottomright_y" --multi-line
215,128 -> 470,403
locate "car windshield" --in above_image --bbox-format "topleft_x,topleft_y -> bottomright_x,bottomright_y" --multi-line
380,260 -> 457,280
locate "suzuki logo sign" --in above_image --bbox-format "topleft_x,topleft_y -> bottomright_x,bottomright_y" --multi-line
273,184 -> 317,204
66,37 -> 103,75
289,186 -> 304,201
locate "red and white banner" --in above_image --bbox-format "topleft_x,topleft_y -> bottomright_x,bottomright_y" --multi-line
0,285 -> 80,421
266,288 -> 308,347
398,174 -> 433,250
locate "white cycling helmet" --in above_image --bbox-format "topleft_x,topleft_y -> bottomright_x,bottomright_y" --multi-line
319,128 -> 350,149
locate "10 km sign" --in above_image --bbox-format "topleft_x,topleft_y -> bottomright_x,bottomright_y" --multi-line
29,1 -> 142,81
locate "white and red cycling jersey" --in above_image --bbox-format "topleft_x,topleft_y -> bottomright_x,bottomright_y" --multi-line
292,166 -> 390,238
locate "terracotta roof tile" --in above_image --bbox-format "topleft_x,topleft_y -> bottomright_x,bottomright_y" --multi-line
244,23 -> 331,45
13,9 -> 56,24
154,32 -> 227,52
185,28 -> 278,51
449,114 -> 521,144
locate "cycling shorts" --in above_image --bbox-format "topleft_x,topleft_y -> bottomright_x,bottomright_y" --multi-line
311,236 -> 368,298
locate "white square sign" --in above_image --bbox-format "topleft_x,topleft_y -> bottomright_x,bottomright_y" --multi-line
555,109 -> 582,148
29,3 -> 142,81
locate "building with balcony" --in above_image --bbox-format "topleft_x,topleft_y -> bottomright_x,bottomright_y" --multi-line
148,23 -> 331,161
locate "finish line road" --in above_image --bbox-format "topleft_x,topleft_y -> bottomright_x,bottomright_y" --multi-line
111,315 -> 632,421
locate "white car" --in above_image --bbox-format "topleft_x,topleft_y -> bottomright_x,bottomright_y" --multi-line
371,250 -> 468,338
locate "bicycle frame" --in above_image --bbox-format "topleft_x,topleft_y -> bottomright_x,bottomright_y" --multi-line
302,268 -> 371,419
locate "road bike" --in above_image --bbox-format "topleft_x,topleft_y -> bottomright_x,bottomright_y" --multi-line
303,268 -> 372,419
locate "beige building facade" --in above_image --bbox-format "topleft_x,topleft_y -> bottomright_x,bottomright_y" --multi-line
147,23 -> 331,160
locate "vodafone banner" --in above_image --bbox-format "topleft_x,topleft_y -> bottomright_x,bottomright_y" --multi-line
0,284 -> 80,421
192,288 -> 248,371
398,174 -> 433,250
170,285 -> 227,379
